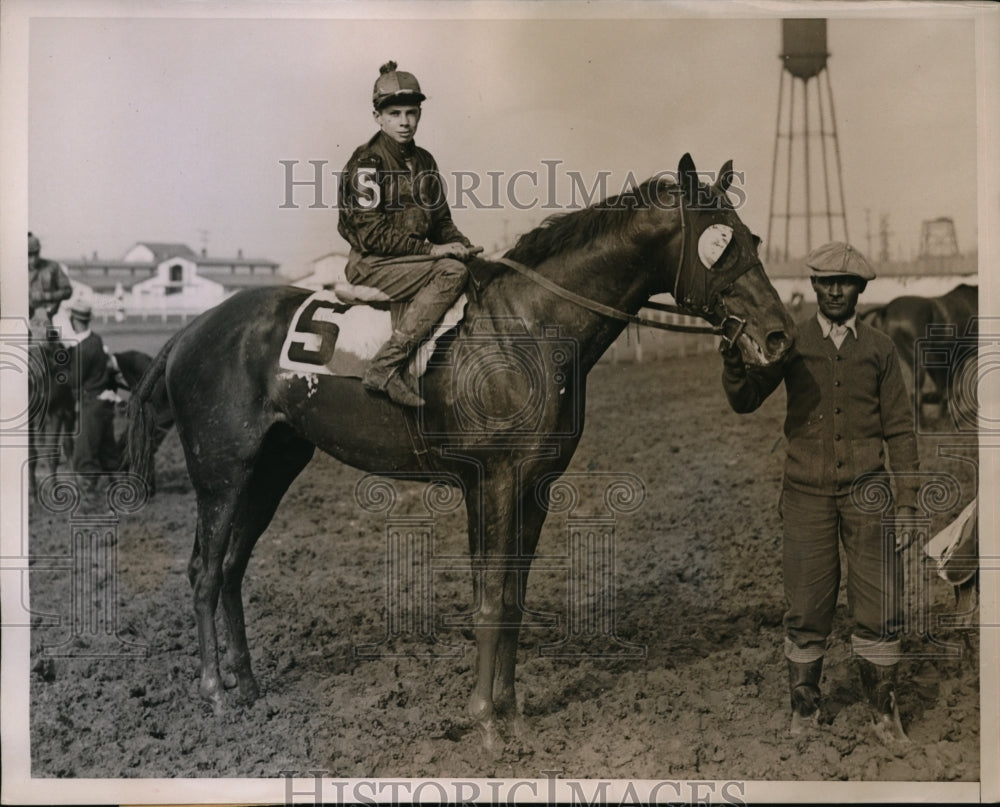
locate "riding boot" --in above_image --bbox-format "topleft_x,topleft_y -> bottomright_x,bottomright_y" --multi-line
362,331 -> 425,407
362,263 -> 468,408
787,657 -> 823,735
855,658 -> 909,744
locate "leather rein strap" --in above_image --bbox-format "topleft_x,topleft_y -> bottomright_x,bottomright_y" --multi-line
494,196 -> 724,336
493,256 -> 718,335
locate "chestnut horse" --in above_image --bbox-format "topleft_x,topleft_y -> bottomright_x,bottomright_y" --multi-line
127,154 -> 794,745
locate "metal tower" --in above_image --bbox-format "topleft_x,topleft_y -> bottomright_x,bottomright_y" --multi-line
766,19 -> 849,262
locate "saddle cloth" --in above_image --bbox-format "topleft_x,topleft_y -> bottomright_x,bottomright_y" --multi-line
278,282 -> 468,379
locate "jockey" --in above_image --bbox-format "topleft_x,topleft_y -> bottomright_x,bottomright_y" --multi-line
338,61 -> 483,407
28,231 -> 73,328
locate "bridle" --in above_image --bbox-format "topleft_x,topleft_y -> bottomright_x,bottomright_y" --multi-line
494,190 -> 759,350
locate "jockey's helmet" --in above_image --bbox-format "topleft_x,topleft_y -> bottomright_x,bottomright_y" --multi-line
372,61 -> 425,110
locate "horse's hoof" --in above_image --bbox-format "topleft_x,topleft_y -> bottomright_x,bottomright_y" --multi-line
204,691 -> 225,715
505,713 -> 535,745
237,677 -> 260,705
789,710 -> 820,736
476,718 -> 500,753
872,715 -> 911,746
199,680 -> 226,714
221,670 -> 238,690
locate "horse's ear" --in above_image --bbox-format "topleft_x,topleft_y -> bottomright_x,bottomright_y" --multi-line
678,153 -> 699,201
715,160 -> 734,193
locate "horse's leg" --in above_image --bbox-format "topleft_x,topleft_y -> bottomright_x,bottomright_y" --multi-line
219,427 -> 314,703
493,481 -> 549,726
61,411 -> 75,474
190,482 -> 246,712
465,476 -> 518,749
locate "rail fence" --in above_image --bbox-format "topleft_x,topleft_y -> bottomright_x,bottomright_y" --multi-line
602,308 -> 718,364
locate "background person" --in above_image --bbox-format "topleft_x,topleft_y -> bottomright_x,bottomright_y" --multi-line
68,301 -> 122,505
28,231 -> 73,338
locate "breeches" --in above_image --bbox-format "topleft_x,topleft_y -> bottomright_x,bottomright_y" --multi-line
780,485 -> 902,662
345,251 -> 468,302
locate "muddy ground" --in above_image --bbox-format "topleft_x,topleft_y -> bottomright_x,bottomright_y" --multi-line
27,351 -> 980,782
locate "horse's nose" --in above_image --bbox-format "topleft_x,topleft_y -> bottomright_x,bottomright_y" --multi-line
766,329 -> 793,358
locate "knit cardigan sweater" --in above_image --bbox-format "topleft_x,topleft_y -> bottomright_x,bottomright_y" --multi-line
723,315 -> 920,508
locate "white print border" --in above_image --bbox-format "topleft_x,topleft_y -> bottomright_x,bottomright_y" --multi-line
2,1 -> 998,806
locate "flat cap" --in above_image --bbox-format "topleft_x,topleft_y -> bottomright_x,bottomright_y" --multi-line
805,241 -> 875,281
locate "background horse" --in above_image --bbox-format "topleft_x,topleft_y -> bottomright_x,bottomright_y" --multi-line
860,284 -> 977,420
127,154 -> 794,747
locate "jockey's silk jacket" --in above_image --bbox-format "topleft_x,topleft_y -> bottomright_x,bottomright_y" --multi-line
337,131 -> 471,258
722,315 -> 920,509
29,259 -> 73,317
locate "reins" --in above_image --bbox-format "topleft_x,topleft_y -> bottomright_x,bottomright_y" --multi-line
493,256 -> 718,335
493,197 -> 748,346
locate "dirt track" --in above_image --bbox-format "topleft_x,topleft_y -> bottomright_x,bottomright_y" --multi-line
28,353 -> 980,781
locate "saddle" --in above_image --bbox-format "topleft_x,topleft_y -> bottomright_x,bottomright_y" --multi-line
284,281 -> 466,380
328,255 -> 498,310
324,258 -> 500,377
328,281 -> 393,310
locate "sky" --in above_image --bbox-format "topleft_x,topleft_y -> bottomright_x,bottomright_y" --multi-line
17,3 -> 986,281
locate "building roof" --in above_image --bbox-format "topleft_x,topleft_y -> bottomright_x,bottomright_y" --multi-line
197,256 -> 280,269
58,241 -> 285,293
63,263 -> 157,292
211,273 -> 288,289
132,242 -> 199,261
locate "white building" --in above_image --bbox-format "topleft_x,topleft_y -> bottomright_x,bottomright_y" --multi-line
60,241 -> 283,320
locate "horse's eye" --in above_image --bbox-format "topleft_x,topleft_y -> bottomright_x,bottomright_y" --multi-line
698,224 -> 733,269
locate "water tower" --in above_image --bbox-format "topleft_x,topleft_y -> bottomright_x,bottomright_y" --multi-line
919,217 -> 960,258
766,19 -> 849,262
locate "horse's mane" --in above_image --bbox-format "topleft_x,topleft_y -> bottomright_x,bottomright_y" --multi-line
503,176 -> 680,268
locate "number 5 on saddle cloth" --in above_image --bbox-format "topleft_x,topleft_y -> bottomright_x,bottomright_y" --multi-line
278,260 -> 496,381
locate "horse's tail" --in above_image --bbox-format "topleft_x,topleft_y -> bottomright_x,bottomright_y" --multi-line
126,331 -> 180,485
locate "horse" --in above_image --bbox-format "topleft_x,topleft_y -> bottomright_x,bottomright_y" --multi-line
127,154 -> 795,746
27,329 -> 76,503
860,284 -> 977,420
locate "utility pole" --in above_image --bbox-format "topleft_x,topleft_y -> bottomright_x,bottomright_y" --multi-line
878,214 -> 892,263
